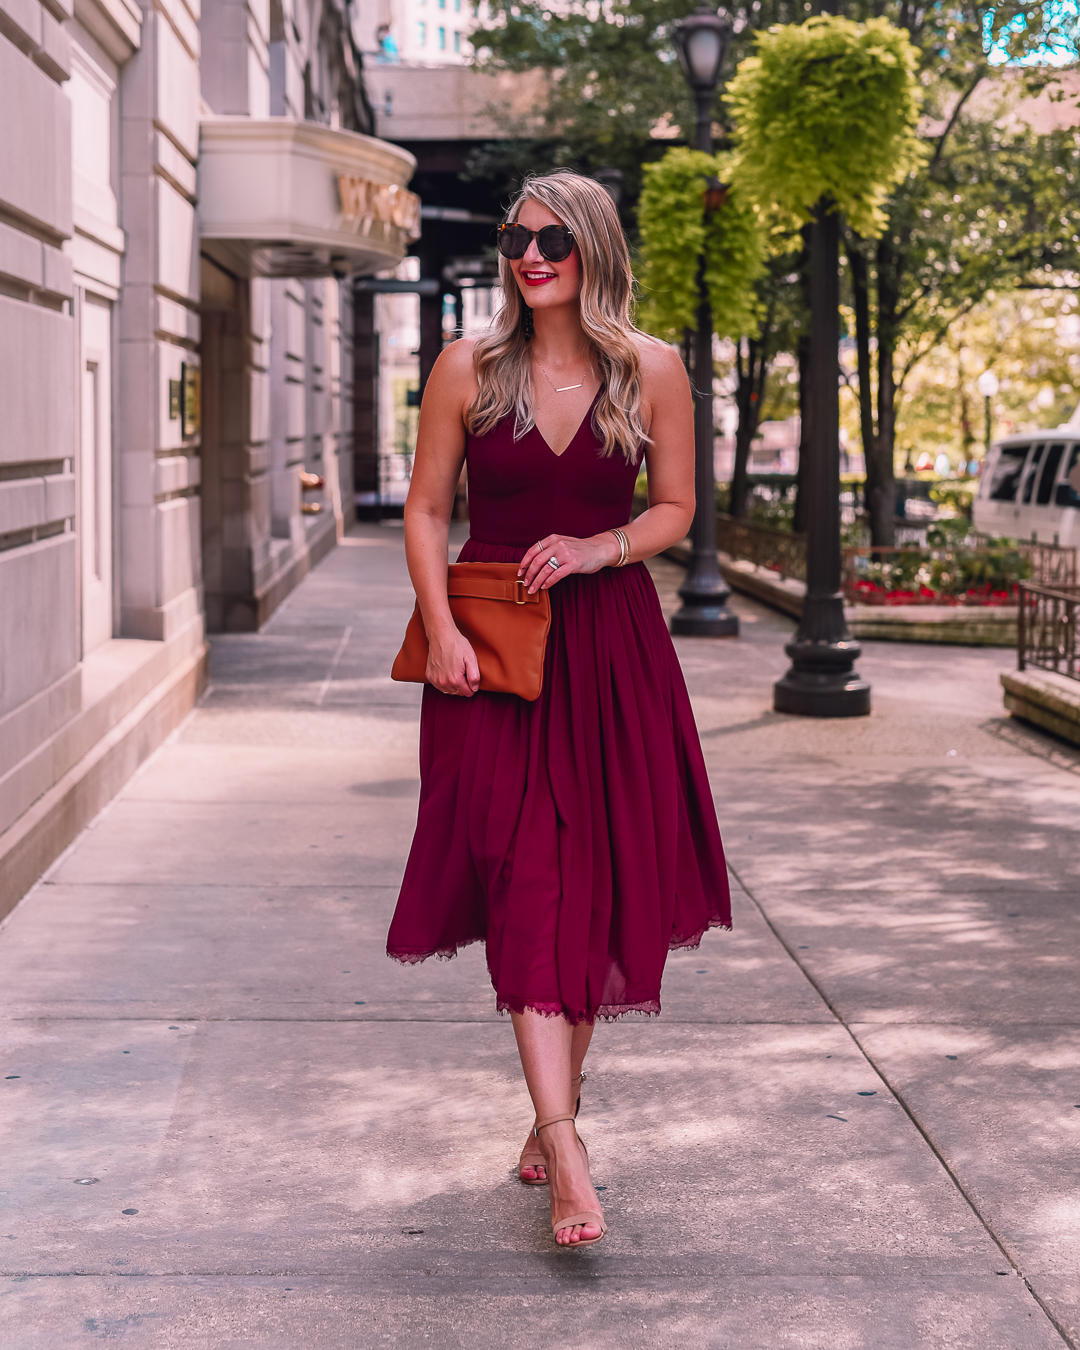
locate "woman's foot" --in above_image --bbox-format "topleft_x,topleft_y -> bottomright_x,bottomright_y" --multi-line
537,1117 -> 605,1246
518,1130 -> 547,1184
518,1072 -> 585,1185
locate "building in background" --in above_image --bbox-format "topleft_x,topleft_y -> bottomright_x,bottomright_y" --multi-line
0,0 -> 417,916
360,0 -> 480,69
352,34 -> 545,513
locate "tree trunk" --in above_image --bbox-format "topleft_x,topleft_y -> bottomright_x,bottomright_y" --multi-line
864,234 -> 898,546
793,225 -> 812,535
957,347 -> 975,466
850,235 -> 892,545
730,336 -> 766,519
793,334 -> 810,534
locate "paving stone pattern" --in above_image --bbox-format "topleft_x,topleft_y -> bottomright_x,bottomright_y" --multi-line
1,523 -> 1079,1349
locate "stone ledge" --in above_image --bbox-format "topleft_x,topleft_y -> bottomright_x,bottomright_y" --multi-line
0,615 -> 205,836
663,542 -> 1017,646
850,604 -> 1017,647
208,512 -> 339,632
0,637 -> 208,922
1001,668 -> 1080,748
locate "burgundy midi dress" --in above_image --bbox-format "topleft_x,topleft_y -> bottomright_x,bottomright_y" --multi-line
386,395 -> 731,1023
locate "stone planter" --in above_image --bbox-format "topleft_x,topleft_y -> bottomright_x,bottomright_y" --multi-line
662,542 -> 1018,645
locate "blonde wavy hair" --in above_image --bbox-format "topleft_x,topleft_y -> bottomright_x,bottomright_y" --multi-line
466,170 -> 648,463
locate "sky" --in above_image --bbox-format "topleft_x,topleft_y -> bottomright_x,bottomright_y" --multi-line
986,0 -> 1080,65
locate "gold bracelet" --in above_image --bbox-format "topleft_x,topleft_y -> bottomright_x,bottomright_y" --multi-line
609,527 -> 630,568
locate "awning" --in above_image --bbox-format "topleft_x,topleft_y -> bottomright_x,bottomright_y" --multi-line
198,118 -> 419,279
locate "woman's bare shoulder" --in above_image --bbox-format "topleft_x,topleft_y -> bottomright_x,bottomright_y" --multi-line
434,336 -> 479,378
424,337 -> 480,413
631,331 -> 689,392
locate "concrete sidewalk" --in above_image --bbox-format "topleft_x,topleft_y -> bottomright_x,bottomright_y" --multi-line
2,523 -> 1079,1349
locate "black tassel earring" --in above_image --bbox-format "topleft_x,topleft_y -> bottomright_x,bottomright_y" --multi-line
522,304 -> 534,339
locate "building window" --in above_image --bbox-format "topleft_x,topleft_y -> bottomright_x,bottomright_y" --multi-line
438,25 -> 445,47
417,20 -> 426,43
438,0 -> 445,9
453,28 -> 460,50
454,0 -> 461,10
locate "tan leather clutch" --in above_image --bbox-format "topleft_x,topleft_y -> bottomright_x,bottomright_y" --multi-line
391,561 -> 552,701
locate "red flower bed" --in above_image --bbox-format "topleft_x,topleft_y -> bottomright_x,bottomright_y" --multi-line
850,580 -> 1018,607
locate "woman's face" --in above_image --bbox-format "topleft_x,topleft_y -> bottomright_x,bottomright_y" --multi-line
508,199 -> 583,312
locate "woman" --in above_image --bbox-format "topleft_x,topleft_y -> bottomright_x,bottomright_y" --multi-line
387,171 -> 730,1248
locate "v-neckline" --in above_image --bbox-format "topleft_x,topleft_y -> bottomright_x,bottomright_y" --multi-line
534,389 -> 601,459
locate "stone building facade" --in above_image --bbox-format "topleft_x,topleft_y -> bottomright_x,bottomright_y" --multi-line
0,0 -> 417,915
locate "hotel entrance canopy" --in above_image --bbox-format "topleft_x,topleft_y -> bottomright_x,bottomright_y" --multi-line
198,118 -> 419,279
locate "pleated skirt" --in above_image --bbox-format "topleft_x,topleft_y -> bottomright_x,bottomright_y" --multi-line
385,538 -> 731,1023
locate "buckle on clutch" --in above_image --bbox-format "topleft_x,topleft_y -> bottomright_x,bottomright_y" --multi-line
514,579 -> 527,605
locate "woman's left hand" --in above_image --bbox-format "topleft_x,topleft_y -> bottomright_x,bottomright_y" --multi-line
518,532 -> 621,593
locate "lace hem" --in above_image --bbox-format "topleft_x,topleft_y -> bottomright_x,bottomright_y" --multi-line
494,997 -> 661,1026
669,914 -> 733,953
386,934 -> 485,967
388,913 -> 731,971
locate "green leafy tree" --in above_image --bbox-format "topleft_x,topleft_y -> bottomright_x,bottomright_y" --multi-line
469,0 -> 1080,547
727,252 -> 808,519
845,288 -> 1080,467
850,82 -> 1080,542
468,0 -> 809,199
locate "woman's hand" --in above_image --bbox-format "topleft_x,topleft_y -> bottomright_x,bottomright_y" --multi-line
425,627 -> 481,697
519,533 -> 622,593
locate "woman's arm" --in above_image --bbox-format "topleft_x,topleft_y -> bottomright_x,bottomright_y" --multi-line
625,337 -> 696,553
403,340 -> 482,697
518,337 -> 695,592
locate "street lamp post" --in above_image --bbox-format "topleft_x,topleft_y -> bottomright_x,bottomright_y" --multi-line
592,166 -> 625,212
976,369 -> 999,464
669,5 -> 739,638
773,203 -> 870,717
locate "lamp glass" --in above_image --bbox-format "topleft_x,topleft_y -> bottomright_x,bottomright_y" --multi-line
976,370 -> 999,398
685,27 -> 722,85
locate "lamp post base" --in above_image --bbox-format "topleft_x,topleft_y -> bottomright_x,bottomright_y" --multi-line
670,568 -> 739,637
671,603 -> 740,637
773,636 -> 871,717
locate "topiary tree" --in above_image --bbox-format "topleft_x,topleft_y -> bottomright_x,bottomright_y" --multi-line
636,147 -> 765,344
726,14 -> 923,718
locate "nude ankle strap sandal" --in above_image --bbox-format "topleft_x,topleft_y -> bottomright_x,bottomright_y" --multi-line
532,1112 -> 607,1248
518,1072 -> 586,1186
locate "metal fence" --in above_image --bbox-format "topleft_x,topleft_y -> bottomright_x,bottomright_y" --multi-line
843,539 -> 1077,605
716,514 -> 807,581
1018,583 -> 1080,680
713,515 -> 1078,607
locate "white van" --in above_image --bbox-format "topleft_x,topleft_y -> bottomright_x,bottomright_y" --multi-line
973,418 -> 1080,546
